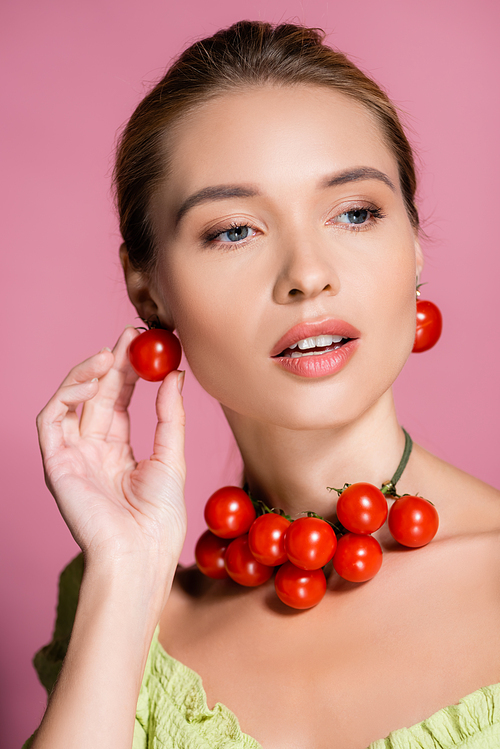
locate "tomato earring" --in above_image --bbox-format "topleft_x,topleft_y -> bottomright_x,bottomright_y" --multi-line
412,284 -> 443,353
128,318 -> 182,381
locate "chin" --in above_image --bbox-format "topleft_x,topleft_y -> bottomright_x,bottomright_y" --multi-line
218,376 -> 388,431
189,339 -> 410,431
269,390 -> 388,431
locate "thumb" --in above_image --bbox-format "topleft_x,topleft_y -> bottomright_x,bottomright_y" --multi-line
150,370 -> 186,481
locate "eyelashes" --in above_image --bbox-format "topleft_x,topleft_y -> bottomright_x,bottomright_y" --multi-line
333,207 -> 386,227
202,221 -> 257,246
200,204 -> 386,249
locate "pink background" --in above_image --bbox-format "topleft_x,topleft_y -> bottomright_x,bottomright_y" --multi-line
2,0 -> 499,745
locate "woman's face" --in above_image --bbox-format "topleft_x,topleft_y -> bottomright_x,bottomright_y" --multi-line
148,85 -> 422,429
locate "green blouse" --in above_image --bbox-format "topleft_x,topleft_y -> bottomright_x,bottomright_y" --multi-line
24,554 -> 500,748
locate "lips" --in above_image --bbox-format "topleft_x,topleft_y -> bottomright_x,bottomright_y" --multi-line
270,318 -> 361,358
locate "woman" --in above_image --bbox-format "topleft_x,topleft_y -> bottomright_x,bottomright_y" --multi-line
26,20 -> 500,749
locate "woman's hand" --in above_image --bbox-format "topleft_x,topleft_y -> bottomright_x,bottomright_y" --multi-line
36,327 -> 187,572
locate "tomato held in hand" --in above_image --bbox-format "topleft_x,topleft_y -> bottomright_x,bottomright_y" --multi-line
195,530 -> 230,579
224,534 -> 274,587
248,513 -> 291,566
388,496 -> 439,547
128,328 -> 182,381
285,517 -> 337,570
204,486 -> 256,539
412,300 -> 443,353
336,482 -> 388,534
275,562 -> 327,609
333,533 -> 383,582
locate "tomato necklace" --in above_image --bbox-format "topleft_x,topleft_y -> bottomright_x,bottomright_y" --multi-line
195,430 -> 439,609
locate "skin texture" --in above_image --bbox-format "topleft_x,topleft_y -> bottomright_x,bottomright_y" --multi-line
34,84 -> 500,749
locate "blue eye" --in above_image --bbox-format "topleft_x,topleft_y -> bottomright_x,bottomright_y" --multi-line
337,209 -> 370,225
218,225 -> 253,242
202,222 -> 257,247
331,206 -> 385,230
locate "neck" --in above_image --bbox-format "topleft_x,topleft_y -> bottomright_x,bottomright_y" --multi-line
222,389 -> 406,521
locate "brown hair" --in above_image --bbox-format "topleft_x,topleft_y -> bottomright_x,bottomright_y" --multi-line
114,20 -> 419,273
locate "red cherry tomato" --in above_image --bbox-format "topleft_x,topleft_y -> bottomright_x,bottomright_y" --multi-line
204,486 -> 256,539
336,482 -> 388,534
128,329 -> 182,381
248,513 -> 291,566
412,300 -> 443,353
285,517 -> 337,571
195,530 -> 230,579
388,496 -> 439,547
275,562 -> 327,609
224,534 -> 274,587
333,533 -> 383,582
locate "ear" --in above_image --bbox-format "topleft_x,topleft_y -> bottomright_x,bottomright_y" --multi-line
414,234 -> 424,283
119,244 -> 173,327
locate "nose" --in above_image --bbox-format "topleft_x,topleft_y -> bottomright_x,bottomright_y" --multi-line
272,233 -> 340,305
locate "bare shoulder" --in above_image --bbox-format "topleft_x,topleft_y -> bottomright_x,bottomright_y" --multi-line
407,441 -> 500,536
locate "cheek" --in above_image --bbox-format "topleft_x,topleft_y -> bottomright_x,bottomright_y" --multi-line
360,237 -> 417,370
159,258 -> 260,402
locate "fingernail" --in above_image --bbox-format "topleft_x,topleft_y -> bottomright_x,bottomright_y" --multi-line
177,370 -> 185,394
100,347 -> 112,353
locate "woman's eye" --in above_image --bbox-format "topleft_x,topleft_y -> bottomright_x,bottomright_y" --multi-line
201,223 -> 259,248
216,225 -> 255,242
336,209 -> 370,226
329,206 -> 385,231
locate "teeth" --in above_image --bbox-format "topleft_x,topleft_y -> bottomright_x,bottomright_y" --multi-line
295,334 -> 344,350
298,337 -> 316,350
316,335 -> 332,346
289,342 -> 298,349
290,348 -> 342,358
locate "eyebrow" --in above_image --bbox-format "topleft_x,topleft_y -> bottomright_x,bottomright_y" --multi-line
320,167 -> 395,193
175,186 -> 259,228
174,167 -> 395,228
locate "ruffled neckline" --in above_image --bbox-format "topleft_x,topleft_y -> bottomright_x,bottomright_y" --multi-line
150,626 -> 500,748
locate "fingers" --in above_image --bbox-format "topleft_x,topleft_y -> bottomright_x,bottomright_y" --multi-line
37,377 -> 101,462
59,348 -> 115,389
79,327 -> 139,442
36,332 -> 131,462
150,369 -> 186,483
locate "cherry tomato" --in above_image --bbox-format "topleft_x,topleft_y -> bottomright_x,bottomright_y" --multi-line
285,517 -> 337,570
388,496 -> 439,547
204,486 -> 256,539
248,513 -> 291,566
224,534 -> 274,586
332,533 -> 383,582
128,329 -> 182,381
195,530 -> 230,579
336,482 -> 388,534
412,300 -> 443,353
275,562 -> 327,609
